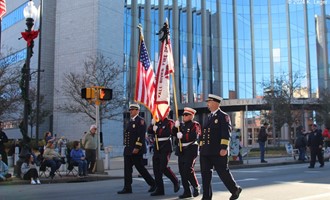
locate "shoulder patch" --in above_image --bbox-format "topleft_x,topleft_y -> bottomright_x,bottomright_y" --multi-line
225,115 -> 230,123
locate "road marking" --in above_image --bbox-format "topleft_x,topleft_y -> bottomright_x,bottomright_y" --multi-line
291,192 -> 330,200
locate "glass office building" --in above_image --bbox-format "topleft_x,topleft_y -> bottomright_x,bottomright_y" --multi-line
2,0 -> 330,150
124,0 -> 330,146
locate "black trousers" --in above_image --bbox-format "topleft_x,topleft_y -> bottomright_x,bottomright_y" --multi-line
23,168 -> 38,180
123,154 -> 155,189
200,155 -> 239,199
310,147 -> 324,167
153,150 -> 179,192
178,145 -> 199,194
85,149 -> 96,172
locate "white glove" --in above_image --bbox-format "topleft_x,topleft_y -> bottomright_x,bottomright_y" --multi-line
151,119 -> 156,125
177,132 -> 183,139
153,125 -> 158,132
175,120 -> 180,128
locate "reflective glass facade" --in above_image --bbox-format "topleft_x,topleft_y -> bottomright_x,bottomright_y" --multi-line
124,0 -> 330,101
124,0 -> 330,146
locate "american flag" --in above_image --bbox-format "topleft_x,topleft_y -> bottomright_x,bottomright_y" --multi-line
134,36 -> 156,117
0,0 -> 6,19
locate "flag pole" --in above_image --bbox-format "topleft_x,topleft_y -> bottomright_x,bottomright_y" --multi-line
161,19 -> 182,152
171,73 -> 182,152
137,24 -> 159,151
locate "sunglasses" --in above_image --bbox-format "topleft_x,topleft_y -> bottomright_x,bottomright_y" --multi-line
183,113 -> 191,116
129,109 -> 138,111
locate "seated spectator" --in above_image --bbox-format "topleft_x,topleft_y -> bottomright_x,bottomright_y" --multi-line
0,154 -> 12,181
43,141 -> 64,179
70,141 -> 87,177
21,153 -> 41,184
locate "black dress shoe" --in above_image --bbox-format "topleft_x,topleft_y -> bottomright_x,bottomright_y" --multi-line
179,193 -> 192,199
117,188 -> 132,194
150,190 -> 164,196
193,186 -> 200,197
261,160 -> 268,163
174,180 -> 180,193
230,187 -> 242,200
308,166 -> 314,168
320,164 -> 324,168
148,184 -> 157,192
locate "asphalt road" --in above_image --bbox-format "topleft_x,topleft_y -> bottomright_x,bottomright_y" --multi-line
0,163 -> 329,200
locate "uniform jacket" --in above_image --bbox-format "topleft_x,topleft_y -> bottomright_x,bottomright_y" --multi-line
307,129 -> 324,149
172,120 -> 201,155
147,118 -> 174,153
123,115 -> 147,156
200,109 -> 232,156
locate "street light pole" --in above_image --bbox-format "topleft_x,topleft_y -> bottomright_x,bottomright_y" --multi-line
21,0 -> 38,142
15,0 -> 38,177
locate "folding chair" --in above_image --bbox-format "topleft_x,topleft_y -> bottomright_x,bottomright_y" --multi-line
66,161 -> 79,176
39,159 -> 62,178
66,147 -> 79,176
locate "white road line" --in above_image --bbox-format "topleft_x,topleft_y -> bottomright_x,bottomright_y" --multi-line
291,192 -> 330,200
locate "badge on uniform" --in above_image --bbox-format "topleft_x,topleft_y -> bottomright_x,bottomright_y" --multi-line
132,124 -> 135,128
215,119 -> 218,124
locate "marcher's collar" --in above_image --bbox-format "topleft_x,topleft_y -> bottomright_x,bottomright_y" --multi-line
211,108 -> 220,116
131,114 -> 138,121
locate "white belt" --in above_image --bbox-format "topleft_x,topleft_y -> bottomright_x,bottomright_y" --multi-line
157,137 -> 170,141
181,141 -> 197,147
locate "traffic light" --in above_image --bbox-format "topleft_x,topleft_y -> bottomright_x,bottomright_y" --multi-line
99,88 -> 112,100
81,88 -> 95,99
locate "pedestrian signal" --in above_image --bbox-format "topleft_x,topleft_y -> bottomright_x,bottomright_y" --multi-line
81,88 -> 95,99
99,88 -> 112,100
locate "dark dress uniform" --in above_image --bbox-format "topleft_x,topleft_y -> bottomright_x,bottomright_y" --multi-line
307,127 -> 324,168
200,109 -> 241,200
118,115 -> 155,194
147,117 -> 180,196
173,120 -> 201,198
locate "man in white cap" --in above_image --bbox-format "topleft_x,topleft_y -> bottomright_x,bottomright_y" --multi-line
173,107 -> 201,199
199,94 -> 242,200
82,124 -> 97,174
118,103 -> 156,194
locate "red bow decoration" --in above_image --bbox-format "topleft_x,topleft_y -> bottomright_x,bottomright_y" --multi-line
21,30 -> 39,46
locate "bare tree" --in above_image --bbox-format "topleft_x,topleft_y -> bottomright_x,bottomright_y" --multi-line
261,72 -> 306,138
58,53 -> 127,121
0,51 -> 23,121
28,87 -> 51,136
315,89 -> 330,128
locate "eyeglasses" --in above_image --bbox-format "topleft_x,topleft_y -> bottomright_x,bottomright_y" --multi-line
183,113 -> 191,116
129,109 -> 138,111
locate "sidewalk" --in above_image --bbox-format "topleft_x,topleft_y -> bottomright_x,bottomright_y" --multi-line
0,155 -> 305,185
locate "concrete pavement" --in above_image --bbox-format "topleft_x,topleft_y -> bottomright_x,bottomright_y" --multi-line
0,154 -> 311,185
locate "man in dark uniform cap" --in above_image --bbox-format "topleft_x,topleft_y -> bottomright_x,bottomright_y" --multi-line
173,107 -> 201,199
307,124 -> 324,168
117,103 -> 156,194
147,114 -> 180,196
199,94 -> 242,200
